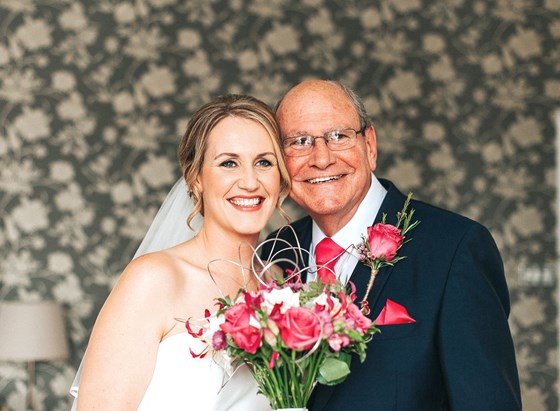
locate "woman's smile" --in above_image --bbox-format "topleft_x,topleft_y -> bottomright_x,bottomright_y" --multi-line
228,195 -> 265,209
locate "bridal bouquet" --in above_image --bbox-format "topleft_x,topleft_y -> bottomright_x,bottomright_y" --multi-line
187,275 -> 379,409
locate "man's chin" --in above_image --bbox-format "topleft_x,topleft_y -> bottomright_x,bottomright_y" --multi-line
290,188 -> 345,213
293,200 -> 346,219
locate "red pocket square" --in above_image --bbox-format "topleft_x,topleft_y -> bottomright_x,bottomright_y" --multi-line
375,299 -> 416,325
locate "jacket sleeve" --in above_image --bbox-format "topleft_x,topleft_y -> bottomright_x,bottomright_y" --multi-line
438,223 -> 522,410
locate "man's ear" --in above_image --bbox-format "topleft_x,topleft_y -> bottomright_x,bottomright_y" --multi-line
364,125 -> 377,172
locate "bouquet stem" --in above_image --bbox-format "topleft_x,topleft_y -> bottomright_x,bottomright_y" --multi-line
249,347 -> 323,409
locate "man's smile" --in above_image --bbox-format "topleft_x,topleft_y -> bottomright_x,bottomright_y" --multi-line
306,174 -> 344,184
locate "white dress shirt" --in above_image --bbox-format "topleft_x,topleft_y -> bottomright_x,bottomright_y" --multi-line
308,175 -> 387,284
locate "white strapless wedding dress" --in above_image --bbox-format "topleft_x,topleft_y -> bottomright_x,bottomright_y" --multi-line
137,332 -> 271,410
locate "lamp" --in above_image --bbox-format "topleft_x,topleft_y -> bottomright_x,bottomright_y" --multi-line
0,301 -> 69,411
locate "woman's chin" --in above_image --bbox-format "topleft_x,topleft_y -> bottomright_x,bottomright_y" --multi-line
228,211 -> 274,238
230,222 -> 267,240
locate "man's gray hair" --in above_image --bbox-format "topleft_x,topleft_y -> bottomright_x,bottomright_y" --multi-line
274,80 -> 371,128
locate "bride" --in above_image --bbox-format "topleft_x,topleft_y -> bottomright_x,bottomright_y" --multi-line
72,94 -> 291,410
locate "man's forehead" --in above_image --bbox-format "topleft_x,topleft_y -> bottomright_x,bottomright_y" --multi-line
280,82 -> 356,112
282,83 -> 347,106
277,97 -> 359,134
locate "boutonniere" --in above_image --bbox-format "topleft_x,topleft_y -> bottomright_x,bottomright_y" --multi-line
354,193 -> 420,314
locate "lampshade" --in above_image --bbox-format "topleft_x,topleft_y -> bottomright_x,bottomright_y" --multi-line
0,301 -> 69,362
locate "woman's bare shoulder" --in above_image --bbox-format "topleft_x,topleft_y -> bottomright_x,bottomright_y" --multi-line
110,246 -> 195,301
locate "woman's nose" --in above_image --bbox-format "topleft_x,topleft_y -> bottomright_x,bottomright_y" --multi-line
238,166 -> 259,191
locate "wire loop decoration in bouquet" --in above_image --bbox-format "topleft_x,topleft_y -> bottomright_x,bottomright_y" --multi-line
185,226 -> 380,409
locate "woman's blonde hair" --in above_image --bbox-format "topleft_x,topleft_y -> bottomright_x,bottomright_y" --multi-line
178,94 -> 291,229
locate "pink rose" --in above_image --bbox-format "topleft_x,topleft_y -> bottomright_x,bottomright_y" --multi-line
278,307 -> 321,350
220,303 -> 261,354
345,303 -> 373,333
367,223 -> 403,261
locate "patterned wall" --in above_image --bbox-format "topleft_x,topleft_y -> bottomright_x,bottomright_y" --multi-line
0,0 -> 558,410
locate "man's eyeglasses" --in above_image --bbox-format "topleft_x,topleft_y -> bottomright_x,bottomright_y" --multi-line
282,126 -> 367,157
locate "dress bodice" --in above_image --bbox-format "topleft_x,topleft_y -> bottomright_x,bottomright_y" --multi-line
137,332 -> 271,411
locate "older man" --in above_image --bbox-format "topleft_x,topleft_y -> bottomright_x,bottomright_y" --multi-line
264,80 -> 521,410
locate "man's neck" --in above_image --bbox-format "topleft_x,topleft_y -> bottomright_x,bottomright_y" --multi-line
312,205 -> 363,237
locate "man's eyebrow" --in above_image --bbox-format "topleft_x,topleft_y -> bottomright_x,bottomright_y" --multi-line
284,130 -> 310,137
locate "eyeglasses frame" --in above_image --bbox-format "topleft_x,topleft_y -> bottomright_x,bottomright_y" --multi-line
282,125 -> 368,157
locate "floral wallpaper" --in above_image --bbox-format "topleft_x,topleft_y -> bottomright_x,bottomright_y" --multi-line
0,0 -> 558,410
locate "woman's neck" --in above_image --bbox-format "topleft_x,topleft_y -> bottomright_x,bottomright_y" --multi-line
194,227 -> 259,261
189,225 -> 263,289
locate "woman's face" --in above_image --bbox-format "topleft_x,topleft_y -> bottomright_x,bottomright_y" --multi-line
195,116 -> 281,240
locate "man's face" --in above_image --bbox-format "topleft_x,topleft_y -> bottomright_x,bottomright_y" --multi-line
277,81 -> 377,234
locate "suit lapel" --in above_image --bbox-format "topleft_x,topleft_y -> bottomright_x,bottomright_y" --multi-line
351,258 -> 396,313
293,219 -> 312,282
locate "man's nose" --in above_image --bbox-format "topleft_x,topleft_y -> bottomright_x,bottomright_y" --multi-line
308,138 -> 336,168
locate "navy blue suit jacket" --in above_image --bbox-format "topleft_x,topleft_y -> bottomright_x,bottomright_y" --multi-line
263,179 -> 521,410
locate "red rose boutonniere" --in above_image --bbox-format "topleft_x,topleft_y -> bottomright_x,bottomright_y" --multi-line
355,193 -> 420,314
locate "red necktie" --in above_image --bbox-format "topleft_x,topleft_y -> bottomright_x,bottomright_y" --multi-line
315,237 -> 344,285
